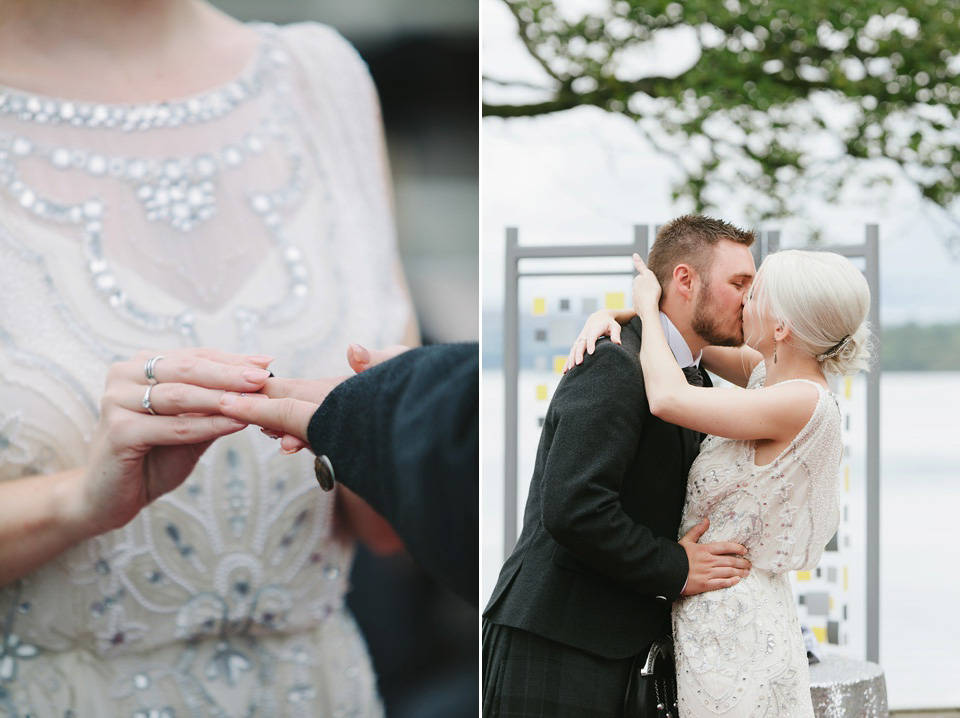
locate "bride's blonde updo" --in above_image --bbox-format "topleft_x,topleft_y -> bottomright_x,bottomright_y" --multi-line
749,250 -> 873,376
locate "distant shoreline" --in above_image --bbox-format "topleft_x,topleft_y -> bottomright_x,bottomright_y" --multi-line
480,318 -> 960,372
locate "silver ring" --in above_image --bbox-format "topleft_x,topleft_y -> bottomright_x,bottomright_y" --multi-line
144,355 -> 164,385
142,384 -> 158,415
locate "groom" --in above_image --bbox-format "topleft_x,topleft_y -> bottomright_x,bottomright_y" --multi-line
482,215 -> 758,717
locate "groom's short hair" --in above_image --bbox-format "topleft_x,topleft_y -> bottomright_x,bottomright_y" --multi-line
648,215 -> 755,287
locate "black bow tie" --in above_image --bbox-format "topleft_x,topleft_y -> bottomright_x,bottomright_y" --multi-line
682,365 -> 704,387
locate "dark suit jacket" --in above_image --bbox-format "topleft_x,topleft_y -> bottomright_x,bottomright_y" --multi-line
483,317 -> 709,659
306,343 -> 479,605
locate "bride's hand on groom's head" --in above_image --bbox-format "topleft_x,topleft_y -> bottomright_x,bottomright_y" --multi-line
631,253 -> 662,314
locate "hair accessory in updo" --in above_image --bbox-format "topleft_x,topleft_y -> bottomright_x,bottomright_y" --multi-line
817,335 -> 851,362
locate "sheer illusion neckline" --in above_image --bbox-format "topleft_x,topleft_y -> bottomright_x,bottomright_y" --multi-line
0,23 -> 275,125
748,378 -> 835,469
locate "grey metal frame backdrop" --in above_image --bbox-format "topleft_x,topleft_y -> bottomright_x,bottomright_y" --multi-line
501,224 -> 881,662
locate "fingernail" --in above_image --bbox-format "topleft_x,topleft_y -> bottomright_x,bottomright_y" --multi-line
247,355 -> 275,365
229,419 -> 247,426
279,446 -> 301,455
242,369 -> 270,382
221,393 -> 238,407
260,428 -> 281,439
349,344 -> 370,363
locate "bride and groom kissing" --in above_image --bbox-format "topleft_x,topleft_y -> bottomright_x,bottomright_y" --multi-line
482,215 -> 871,717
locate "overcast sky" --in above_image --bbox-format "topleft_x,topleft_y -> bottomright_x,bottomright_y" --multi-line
481,0 -> 960,326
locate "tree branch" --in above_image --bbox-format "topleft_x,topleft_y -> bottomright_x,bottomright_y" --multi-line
483,98 -> 584,117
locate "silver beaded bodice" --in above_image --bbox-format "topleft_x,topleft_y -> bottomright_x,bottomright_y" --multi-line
672,362 -> 843,718
0,22 -> 407,717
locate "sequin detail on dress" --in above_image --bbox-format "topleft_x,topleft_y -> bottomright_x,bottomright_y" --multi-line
673,362 -> 842,718
0,21 -> 409,717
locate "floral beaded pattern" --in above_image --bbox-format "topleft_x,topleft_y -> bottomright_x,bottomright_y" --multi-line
672,362 -> 842,718
0,22 -> 407,718
0,34 -> 314,343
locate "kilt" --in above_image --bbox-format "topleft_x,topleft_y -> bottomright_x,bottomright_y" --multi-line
482,620 -> 638,718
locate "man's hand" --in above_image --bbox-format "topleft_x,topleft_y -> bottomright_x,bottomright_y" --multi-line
346,343 -> 410,375
219,376 -> 344,449
679,518 -> 752,596
219,344 -> 411,454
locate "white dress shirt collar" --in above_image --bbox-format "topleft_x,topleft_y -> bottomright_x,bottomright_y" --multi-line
659,311 -> 701,368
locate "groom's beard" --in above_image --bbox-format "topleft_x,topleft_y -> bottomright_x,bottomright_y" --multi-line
692,281 -> 743,347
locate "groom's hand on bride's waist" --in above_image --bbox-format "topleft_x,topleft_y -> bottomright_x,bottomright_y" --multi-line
679,517 -> 752,596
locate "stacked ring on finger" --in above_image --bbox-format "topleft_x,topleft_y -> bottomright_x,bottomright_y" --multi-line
144,355 -> 165,385
142,385 -> 158,415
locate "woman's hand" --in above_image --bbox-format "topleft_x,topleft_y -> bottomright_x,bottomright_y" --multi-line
75,348 -> 272,536
563,312 -> 623,373
631,253 -> 662,315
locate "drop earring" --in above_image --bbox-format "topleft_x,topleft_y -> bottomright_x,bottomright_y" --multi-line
773,338 -> 778,364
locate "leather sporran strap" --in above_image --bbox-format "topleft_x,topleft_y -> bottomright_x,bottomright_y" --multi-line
623,638 -> 678,718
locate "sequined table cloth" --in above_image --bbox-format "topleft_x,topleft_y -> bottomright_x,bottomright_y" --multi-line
809,655 -> 889,718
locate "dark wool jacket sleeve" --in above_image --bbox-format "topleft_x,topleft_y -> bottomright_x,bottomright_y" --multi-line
306,343 -> 478,604
540,340 -> 688,599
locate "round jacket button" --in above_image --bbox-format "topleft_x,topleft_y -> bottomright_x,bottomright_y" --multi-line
313,454 -> 336,491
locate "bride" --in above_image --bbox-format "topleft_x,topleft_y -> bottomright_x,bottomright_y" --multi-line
0,0 -> 417,715
570,249 -> 870,717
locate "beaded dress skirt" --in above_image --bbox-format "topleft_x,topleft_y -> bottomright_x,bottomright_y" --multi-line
0,23 -> 409,717
672,363 -> 842,718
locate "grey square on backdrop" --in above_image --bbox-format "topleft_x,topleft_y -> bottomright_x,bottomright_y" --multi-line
828,621 -> 840,644
805,592 -> 830,617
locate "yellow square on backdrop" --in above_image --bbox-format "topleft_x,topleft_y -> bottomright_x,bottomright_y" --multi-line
796,571 -> 812,581
532,297 -> 547,315
553,356 -> 567,374
844,376 -> 853,399
812,626 -> 827,644
536,384 -> 548,400
605,292 -> 625,310
845,465 -> 850,492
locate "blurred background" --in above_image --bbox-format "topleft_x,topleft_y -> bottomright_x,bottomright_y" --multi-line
483,0 -> 960,713
214,2 -> 478,716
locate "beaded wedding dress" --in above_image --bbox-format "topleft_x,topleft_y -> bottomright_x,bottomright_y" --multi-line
672,363 -> 842,718
0,23 -> 409,717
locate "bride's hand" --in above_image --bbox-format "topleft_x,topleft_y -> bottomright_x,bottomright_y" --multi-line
74,348 -> 272,536
563,311 -> 623,373
632,253 -> 662,314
